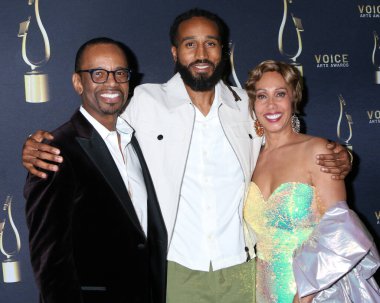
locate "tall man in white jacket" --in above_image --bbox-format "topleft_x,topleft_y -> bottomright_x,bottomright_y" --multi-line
22,8 -> 351,303
125,9 -> 259,303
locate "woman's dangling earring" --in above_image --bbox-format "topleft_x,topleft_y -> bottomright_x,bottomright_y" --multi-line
291,114 -> 300,133
254,119 -> 264,137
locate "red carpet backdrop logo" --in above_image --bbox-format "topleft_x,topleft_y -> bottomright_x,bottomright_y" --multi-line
372,31 -> 380,84
367,109 -> 380,124
229,42 -> 242,89
358,4 -> 380,19
18,0 -> 51,103
278,0 -> 304,76
375,211 -> 380,225
0,196 -> 21,283
314,54 -> 349,69
336,94 -> 353,152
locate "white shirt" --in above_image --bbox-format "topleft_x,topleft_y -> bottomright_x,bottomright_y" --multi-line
80,107 -> 148,235
167,88 -> 246,271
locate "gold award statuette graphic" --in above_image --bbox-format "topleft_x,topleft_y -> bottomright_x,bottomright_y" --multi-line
0,195 -> 21,283
278,0 -> 304,76
372,31 -> 380,84
375,210 -> 380,224
229,42 -> 242,89
337,94 -> 353,151
18,0 -> 51,103
229,44 -> 265,146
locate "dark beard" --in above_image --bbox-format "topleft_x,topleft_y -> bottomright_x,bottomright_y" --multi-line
176,59 -> 226,92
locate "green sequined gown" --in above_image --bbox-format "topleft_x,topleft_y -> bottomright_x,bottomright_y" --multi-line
244,182 -> 320,303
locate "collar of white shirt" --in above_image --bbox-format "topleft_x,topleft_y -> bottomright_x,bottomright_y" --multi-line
79,106 -> 134,149
194,85 -> 220,121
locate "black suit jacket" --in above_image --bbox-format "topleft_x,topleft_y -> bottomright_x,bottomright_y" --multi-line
24,110 -> 167,303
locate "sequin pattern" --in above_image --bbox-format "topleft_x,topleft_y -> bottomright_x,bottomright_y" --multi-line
244,182 -> 319,303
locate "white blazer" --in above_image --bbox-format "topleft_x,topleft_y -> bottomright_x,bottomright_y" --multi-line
123,73 -> 262,247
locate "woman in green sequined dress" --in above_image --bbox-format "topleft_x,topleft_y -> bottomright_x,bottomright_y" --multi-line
243,61 -> 380,303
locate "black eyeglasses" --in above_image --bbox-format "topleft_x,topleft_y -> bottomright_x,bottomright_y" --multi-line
76,68 -> 132,83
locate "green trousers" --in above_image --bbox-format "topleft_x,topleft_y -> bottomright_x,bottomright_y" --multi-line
167,260 -> 256,303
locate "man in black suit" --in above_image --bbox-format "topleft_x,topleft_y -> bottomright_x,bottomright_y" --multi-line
24,37 -> 167,303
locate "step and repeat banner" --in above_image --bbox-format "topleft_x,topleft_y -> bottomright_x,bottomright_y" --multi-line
0,0 -> 379,301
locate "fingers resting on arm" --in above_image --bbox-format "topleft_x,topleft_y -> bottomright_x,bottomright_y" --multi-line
22,131 -> 63,178
315,142 -> 352,180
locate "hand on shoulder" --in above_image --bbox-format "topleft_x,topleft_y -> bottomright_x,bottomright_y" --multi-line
307,136 -> 347,211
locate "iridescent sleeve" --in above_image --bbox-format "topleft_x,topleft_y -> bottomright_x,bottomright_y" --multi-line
292,201 -> 380,302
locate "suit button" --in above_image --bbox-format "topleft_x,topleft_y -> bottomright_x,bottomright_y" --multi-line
157,134 -> 163,140
137,243 -> 146,250
248,134 -> 253,139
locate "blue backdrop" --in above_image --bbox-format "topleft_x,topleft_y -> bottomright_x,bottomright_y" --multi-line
0,0 -> 379,301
